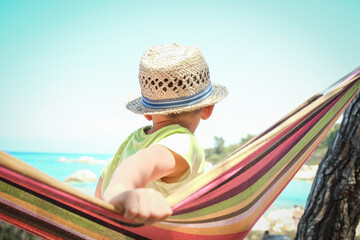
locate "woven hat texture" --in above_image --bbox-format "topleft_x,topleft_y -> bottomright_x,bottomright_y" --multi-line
126,43 -> 228,115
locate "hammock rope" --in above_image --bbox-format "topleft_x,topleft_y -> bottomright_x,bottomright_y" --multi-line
1,66 -> 359,240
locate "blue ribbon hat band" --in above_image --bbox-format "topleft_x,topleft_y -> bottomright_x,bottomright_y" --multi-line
141,84 -> 213,109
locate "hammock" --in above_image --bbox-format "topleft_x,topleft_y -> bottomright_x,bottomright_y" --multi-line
1,67 -> 360,240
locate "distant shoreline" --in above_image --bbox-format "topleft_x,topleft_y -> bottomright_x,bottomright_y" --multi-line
293,165 -> 318,181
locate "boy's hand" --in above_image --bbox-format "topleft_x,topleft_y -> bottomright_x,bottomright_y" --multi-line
108,188 -> 172,225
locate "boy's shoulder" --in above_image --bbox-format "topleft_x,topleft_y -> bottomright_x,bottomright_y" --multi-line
138,124 -> 194,142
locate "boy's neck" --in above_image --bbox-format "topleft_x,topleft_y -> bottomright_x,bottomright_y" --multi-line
145,112 -> 203,135
144,105 -> 214,135
146,119 -> 180,134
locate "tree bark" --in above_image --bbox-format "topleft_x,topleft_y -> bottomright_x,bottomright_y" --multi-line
295,90 -> 360,240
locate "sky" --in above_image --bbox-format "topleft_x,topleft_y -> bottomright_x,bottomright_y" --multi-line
0,0 -> 359,154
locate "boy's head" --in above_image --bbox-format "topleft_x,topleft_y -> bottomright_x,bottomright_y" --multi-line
125,43 -> 228,115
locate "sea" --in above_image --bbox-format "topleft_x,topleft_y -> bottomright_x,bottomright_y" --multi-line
5,151 -> 312,212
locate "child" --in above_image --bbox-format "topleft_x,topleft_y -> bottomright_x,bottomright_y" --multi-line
95,43 -> 228,225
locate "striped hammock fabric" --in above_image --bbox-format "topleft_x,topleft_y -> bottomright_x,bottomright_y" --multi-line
1,67 -> 360,240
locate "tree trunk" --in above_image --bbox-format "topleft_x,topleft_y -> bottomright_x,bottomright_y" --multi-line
295,90 -> 360,240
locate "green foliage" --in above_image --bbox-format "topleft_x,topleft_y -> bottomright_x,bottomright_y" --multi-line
239,134 -> 256,146
205,125 -> 340,166
0,220 -> 41,240
306,123 -> 340,165
213,136 -> 225,154
205,134 -> 256,165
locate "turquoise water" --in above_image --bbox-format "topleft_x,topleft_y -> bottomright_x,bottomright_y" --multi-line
269,179 -> 311,210
8,151 -> 112,195
6,151 -> 312,209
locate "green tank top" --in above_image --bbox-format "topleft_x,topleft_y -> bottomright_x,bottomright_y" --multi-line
101,124 -> 204,197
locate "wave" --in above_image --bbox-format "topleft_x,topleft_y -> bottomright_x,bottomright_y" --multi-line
58,156 -> 109,165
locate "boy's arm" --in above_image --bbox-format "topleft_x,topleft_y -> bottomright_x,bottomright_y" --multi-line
94,177 -> 103,199
102,144 -> 189,224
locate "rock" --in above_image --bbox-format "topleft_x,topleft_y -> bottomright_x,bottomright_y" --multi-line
259,208 -> 298,233
64,169 -> 97,183
253,216 -> 271,231
261,231 -> 293,240
58,156 -> 71,162
77,156 -> 106,165
294,165 -> 318,180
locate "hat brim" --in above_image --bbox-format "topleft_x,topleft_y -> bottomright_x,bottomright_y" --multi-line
125,83 -> 228,115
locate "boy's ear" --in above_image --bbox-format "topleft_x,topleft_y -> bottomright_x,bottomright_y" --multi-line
144,115 -> 153,121
201,105 -> 215,120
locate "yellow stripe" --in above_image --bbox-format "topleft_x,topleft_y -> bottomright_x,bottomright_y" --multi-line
167,76 -> 359,207
167,158 -> 288,222
155,109 -> 344,235
0,190 -> 131,240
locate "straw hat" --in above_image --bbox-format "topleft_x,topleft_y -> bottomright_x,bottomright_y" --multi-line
125,43 -> 228,115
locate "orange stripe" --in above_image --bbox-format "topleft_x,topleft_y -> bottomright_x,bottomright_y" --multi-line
156,110 -> 342,235
167,77 -> 358,207
155,149 -> 313,235
0,191 -> 130,240
167,160 -> 286,222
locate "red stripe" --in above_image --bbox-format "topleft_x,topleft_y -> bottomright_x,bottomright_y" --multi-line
125,224 -> 247,240
0,170 -> 150,239
171,117 -> 289,212
0,167 -> 132,224
172,116 -> 304,214
173,89 -> 344,215
0,211 -> 63,240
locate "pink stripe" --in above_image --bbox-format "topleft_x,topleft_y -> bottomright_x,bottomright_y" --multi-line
0,196 -> 93,240
0,166 -> 132,225
164,141 -> 318,229
163,180 -> 279,228
342,67 -> 360,84
172,116 -> 304,212
0,167 -> 186,238
131,224 -> 247,240
240,116 -> 338,238
173,89 -> 343,214
171,117 -> 298,212
165,130 -> 326,230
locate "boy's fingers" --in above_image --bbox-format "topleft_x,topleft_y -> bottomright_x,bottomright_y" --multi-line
149,191 -> 172,222
136,189 -> 160,223
137,189 -> 171,224
151,201 -> 171,219
134,213 -> 150,223
144,217 -> 158,225
123,192 -> 140,220
134,198 -> 150,223
154,190 -> 172,216
111,189 -> 173,224
124,207 -> 138,220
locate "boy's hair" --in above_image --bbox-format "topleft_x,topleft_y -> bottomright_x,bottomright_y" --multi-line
125,43 -> 228,115
166,107 -> 204,119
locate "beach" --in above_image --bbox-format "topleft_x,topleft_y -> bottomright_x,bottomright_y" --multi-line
246,166 -> 317,238
248,165 -> 360,239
